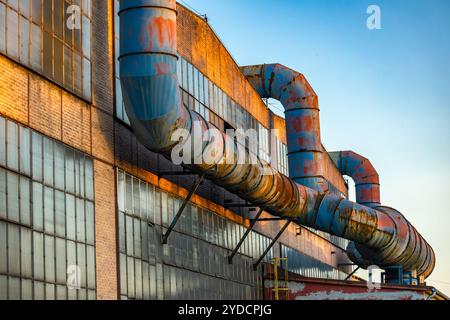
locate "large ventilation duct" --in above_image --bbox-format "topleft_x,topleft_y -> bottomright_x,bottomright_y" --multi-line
329,151 -> 381,207
119,0 -> 435,280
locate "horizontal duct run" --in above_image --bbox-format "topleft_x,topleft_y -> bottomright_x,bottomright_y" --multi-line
119,0 -> 435,280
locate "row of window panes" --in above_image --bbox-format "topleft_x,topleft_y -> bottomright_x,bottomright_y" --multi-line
0,114 -> 96,300
0,220 -> 96,299
281,245 -> 348,281
117,170 -> 274,260
0,0 -> 91,99
117,170 -> 274,299
0,275 -> 96,300
0,169 -> 95,244
0,116 -> 94,201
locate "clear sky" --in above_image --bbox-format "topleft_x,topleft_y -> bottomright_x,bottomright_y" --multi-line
179,0 -> 450,295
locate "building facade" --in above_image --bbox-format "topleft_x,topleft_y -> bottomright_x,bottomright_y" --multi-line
0,1 -> 353,300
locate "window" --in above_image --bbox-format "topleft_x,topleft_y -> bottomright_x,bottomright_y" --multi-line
258,124 -> 270,163
0,0 -> 92,100
117,169 -> 266,300
0,115 -> 96,300
277,139 -> 289,176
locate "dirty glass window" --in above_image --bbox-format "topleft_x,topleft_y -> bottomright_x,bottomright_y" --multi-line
277,139 -> 289,176
0,0 -> 91,99
117,169 -> 270,300
0,114 -> 96,300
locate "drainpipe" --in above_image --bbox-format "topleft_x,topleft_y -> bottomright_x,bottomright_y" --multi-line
119,1 -> 435,280
329,151 -> 381,207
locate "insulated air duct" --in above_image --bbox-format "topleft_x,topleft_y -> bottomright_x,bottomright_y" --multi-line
329,151 -> 381,207
119,0 -> 435,280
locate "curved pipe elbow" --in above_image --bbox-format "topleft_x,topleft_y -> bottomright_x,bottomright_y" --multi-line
329,151 -> 381,206
241,64 -> 326,191
119,0 -> 189,154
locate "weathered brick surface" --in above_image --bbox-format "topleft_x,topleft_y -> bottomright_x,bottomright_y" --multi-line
0,56 -> 29,124
29,73 -> 62,140
62,92 -> 92,154
91,107 -> 114,163
94,160 -> 119,300
91,0 -> 114,115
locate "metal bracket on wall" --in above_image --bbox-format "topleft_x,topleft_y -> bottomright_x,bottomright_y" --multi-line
253,220 -> 292,271
161,173 -> 205,244
157,169 -> 199,180
228,207 -> 265,264
224,203 -> 257,210
344,266 -> 360,281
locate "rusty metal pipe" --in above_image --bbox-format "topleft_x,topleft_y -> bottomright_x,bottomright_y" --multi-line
119,1 -> 435,280
329,151 -> 381,207
240,64 -> 434,279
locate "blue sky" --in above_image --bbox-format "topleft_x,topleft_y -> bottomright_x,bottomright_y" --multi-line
179,0 -> 450,295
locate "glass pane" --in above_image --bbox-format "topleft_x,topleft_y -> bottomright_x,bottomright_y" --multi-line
52,142 -> 64,189
55,237 -> 66,284
86,245 -> 95,289
32,182 -> 43,230
7,172 -> 19,222
66,194 -> 76,241
9,277 -> 20,300
77,243 -> 86,288
0,169 -> 5,219
7,224 -> 20,276
31,0 -> 41,24
32,132 -> 43,181
45,235 -> 55,283
85,201 -> 94,245
54,0 -> 63,38
65,147 -> 75,193
44,186 -> 54,234
43,30 -> 52,78
20,176 -> 31,226
82,58 -> 91,99
21,279 -> 33,300
54,190 -> 65,237
54,37 -> 63,84
63,45 -> 73,89
33,231 -> 44,281
76,198 -> 85,243
0,4 -> 6,53
85,157 -> 93,200
30,22 -> 42,70
74,52 -> 82,95
19,16 -> 30,66
7,7 -> 19,59
19,126 -> 31,175
82,15 -> 90,58
0,222 -> 6,274
7,120 -> 19,171
43,137 -> 54,186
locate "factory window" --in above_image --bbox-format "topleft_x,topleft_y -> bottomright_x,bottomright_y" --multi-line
0,0 -> 92,100
277,139 -> 289,176
116,169 -> 275,300
0,115 -> 96,300
281,245 -> 348,281
258,124 -> 270,163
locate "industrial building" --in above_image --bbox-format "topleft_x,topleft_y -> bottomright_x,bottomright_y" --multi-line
0,0 -> 446,300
